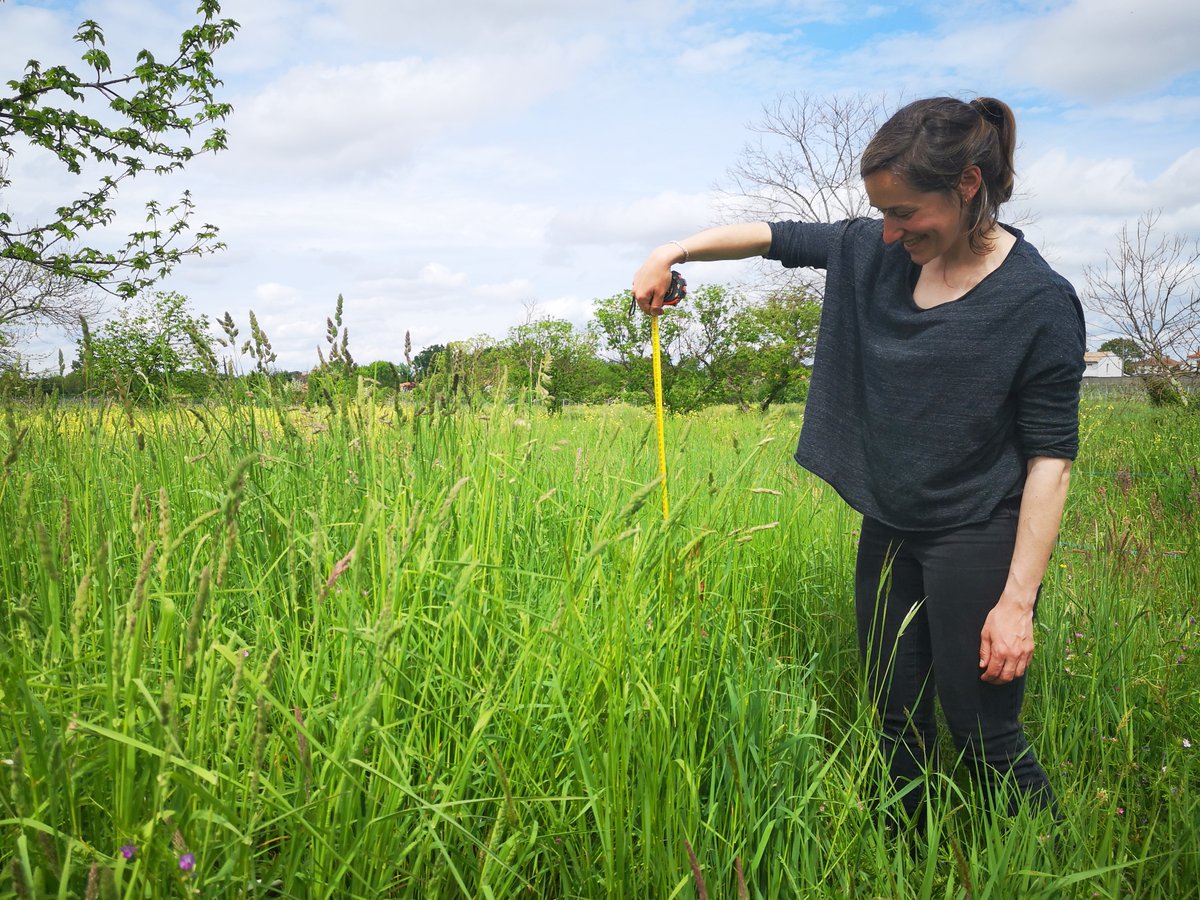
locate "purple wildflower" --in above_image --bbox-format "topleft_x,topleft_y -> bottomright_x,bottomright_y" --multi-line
120,844 -> 136,860
179,852 -> 195,871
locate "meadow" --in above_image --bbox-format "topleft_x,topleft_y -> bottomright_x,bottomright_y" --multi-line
1,388 -> 1197,898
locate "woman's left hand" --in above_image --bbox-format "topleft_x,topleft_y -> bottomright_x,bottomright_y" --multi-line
978,597 -> 1035,684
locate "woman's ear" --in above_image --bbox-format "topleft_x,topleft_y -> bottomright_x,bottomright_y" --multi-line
958,165 -> 983,204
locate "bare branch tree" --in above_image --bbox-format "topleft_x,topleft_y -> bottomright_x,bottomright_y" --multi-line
1083,211 -> 1200,365
1083,210 -> 1200,403
0,258 -> 102,366
720,92 -> 886,224
715,92 -> 889,294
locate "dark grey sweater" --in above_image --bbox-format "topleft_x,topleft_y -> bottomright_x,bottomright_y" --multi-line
766,218 -> 1085,531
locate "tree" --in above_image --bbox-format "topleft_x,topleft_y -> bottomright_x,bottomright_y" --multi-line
358,360 -> 412,391
1097,337 -> 1141,375
83,290 -> 214,400
0,254 -> 101,366
1083,211 -> 1200,404
0,1 -> 238,298
589,290 -> 692,403
411,344 -> 446,381
738,287 -> 822,410
717,92 -> 887,293
675,283 -> 751,406
589,290 -> 690,368
504,316 -> 605,405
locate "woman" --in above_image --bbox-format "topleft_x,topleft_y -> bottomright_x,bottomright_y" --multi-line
632,97 -> 1084,818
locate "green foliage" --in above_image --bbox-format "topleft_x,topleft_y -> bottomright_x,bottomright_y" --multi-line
740,287 -> 822,410
411,343 -> 446,380
0,2 -> 239,296
585,284 -> 819,410
357,360 -> 411,391
82,290 -> 214,401
590,289 -> 690,369
504,316 -> 610,406
1143,374 -> 1187,407
20,369 -> 88,398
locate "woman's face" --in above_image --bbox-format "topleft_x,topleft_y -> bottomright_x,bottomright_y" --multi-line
863,169 -> 975,265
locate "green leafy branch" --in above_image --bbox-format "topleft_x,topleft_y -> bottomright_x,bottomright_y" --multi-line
0,0 -> 239,297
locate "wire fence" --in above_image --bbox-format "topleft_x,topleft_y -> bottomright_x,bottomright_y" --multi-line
1081,374 -> 1200,399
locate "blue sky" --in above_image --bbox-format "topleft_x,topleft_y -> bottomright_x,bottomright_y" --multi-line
3,0 -> 1200,369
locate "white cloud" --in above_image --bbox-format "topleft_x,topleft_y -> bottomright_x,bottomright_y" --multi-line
1022,147 -> 1200,218
356,263 -> 469,295
1080,95 -> 1200,126
230,47 -> 597,176
0,5 -> 76,73
546,191 -> 719,248
823,22 -> 1024,96
536,293 -> 595,323
813,2 -> 1200,103
475,279 -> 536,301
676,33 -> 765,75
253,282 -> 304,306
335,0 -> 684,47
207,0 -> 326,75
1015,0 -> 1200,99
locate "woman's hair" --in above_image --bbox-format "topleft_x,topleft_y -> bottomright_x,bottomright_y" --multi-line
860,96 -> 1017,254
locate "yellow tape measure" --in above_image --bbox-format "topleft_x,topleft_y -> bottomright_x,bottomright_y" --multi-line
651,316 -> 669,520
647,270 -> 686,521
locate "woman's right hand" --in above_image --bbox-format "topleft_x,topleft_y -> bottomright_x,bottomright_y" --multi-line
632,244 -> 686,316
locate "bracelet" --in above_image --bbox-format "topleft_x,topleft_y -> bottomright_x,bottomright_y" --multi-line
669,240 -> 689,264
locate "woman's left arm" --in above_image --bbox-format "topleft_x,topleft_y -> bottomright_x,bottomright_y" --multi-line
978,456 -> 1073,685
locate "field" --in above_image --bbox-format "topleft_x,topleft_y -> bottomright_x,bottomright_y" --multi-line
1,390 -> 1198,898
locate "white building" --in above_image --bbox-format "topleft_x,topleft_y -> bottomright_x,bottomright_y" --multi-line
1083,351 -> 1124,378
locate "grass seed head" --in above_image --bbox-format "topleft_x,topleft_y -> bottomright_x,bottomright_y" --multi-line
185,566 -> 211,669
34,521 -> 60,583
58,495 -> 72,571
71,571 -> 92,647
10,859 -> 30,900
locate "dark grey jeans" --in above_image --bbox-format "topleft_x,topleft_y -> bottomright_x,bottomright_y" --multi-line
854,497 -> 1057,817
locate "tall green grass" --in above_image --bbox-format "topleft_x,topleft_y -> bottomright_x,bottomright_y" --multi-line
1,391 -> 1197,898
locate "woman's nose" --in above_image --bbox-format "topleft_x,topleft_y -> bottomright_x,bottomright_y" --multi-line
881,219 -> 904,245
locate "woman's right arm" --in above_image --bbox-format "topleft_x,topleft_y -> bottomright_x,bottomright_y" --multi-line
632,222 -> 773,314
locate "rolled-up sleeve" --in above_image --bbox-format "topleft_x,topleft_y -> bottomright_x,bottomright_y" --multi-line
1015,289 -> 1086,459
765,220 -> 843,269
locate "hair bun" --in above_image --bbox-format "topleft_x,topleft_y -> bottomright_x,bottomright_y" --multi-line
971,97 -> 1005,128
